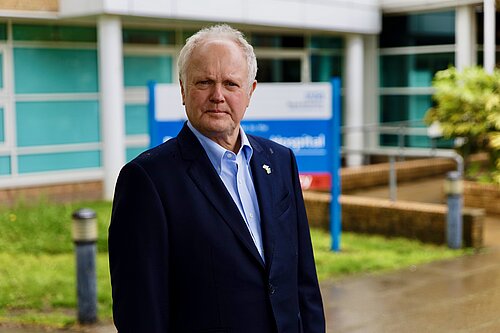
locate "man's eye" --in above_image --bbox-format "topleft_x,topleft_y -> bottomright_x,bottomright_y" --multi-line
226,82 -> 238,87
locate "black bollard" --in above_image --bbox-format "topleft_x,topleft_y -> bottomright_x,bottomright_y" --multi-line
72,208 -> 98,324
445,171 -> 463,249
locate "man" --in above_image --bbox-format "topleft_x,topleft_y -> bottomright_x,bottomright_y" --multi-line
109,24 -> 325,333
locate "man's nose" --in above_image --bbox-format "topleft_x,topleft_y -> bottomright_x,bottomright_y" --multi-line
209,84 -> 224,103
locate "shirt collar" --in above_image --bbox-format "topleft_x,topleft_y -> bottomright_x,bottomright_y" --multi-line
187,121 -> 253,175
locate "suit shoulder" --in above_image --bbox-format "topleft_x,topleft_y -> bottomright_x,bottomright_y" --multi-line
128,138 -> 179,168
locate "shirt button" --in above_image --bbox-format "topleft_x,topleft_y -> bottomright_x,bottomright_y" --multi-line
249,213 -> 254,218
268,283 -> 276,295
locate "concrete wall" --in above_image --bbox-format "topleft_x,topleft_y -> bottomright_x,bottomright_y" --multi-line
60,0 -> 381,34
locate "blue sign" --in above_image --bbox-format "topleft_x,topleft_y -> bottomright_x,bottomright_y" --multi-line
148,80 -> 342,251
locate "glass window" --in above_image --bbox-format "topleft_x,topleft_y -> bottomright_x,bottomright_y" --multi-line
0,53 -> 3,89
13,24 -> 97,42
380,11 -> 455,47
16,101 -> 99,147
379,94 -> 434,147
252,34 -> 304,48
0,24 -> 7,40
310,36 -> 343,49
14,48 -> 98,94
126,147 -> 146,162
124,55 -> 172,87
0,156 -> 10,175
380,53 -> 454,87
0,107 -> 4,142
18,151 -> 100,173
311,55 -> 342,82
476,11 -> 500,44
123,29 -> 175,45
125,104 -> 148,135
256,59 -> 301,82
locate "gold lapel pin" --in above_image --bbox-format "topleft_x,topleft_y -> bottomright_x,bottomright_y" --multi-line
262,164 -> 272,174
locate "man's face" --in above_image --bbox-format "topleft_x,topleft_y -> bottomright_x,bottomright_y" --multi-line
181,39 -> 256,143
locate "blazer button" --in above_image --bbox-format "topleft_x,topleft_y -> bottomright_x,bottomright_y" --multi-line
268,283 -> 276,295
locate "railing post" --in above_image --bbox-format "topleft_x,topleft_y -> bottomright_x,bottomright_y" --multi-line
445,171 -> 463,249
72,208 -> 98,324
389,156 -> 397,201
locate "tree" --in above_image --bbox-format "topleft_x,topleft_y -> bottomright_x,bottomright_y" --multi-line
425,66 -> 500,184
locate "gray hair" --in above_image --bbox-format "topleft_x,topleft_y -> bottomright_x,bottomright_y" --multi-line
177,24 -> 257,92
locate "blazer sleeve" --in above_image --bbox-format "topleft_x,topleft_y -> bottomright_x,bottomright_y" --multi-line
108,162 -> 170,333
290,151 -> 326,333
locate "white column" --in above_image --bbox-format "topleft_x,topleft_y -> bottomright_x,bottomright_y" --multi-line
345,34 -> 364,167
363,34 -> 379,153
456,6 -> 477,70
98,15 -> 126,200
455,5 -> 476,71
484,0 -> 496,73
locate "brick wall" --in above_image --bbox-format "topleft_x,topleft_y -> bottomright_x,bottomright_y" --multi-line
0,181 -> 103,207
341,157 -> 456,192
0,0 -> 58,11
304,191 -> 484,249
464,181 -> 500,215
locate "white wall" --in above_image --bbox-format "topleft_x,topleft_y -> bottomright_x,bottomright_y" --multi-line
60,0 -> 381,34
381,0 -> 481,13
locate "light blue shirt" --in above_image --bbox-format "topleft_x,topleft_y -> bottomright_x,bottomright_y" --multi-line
187,122 -> 264,260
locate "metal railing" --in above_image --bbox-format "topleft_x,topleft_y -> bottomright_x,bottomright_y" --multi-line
341,120 -> 463,201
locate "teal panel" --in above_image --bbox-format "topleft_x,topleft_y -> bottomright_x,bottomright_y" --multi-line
18,150 -> 101,173
125,104 -> 148,135
13,24 -> 97,42
126,147 -> 146,162
380,53 -> 454,87
123,29 -> 175,45
310,36 -> 343,49
16,101 -> 99,147
124,55 -> 172,87
0,53 -> 3,88
14,48 -> 98,93
0,156 -> 10,175
0,107 -> 4,142
0,24 -> 6,40
311,55 -> 343,82
380,11 -> 455,47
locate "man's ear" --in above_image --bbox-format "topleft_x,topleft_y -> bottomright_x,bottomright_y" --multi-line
247,80 -> 257,104
180,80 -> 186,105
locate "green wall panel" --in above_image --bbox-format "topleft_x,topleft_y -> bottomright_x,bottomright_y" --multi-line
0,156 -> 10,175
126,147 -> 146,162
14,48 -> 98,93
13,24 -> 97,42
0,24 -> 6,40
16,101 -> 99,147
124,55 -> 172,87
125,104 -> 148,135
0,107 -> 4,142
0,53 -> 3,89
18,151 -> 101,173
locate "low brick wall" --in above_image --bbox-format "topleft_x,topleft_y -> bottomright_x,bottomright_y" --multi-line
0,181 -> 103,207
341,157 -> 457,192
304,191 -> 484,249
463,181 -> 500,215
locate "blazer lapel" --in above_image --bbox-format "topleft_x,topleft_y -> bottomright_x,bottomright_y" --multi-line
248,136 -> 276,272
177,125 -> 265,268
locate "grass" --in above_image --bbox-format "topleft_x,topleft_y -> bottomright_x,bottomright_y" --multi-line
0,199 -> 472,328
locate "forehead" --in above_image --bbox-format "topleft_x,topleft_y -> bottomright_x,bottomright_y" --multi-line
188,39 -> 247,72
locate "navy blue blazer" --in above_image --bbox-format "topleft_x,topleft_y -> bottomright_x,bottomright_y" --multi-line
109,124 -> 325,333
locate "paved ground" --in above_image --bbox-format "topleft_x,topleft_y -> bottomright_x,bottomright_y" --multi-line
2,176 -> 499,333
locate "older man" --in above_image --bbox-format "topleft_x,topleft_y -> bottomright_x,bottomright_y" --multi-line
109,24 -> 325,333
